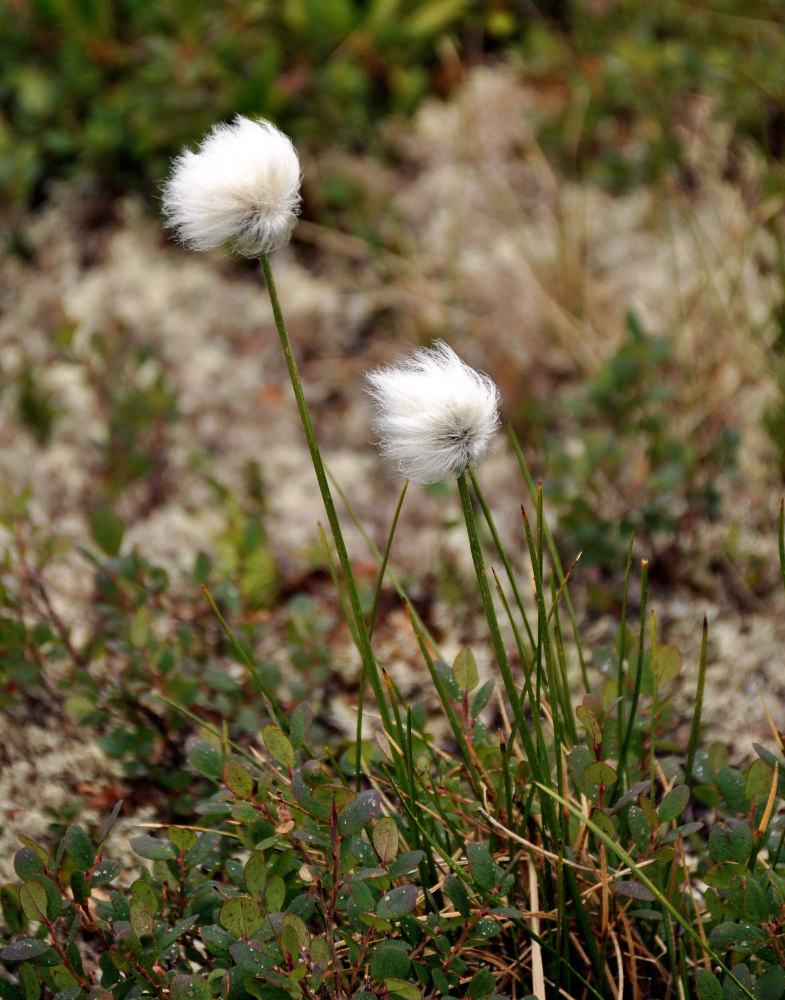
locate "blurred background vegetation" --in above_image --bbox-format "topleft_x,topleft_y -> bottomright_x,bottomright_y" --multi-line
2,0 -> 784,208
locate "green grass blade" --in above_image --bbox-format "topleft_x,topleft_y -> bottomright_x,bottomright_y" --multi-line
684,615 -> 708,785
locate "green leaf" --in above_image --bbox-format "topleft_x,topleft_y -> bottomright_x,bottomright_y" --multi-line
223,760 -> 254,799
244,855 -> 266,899
90,507 -> 124,557
614,881 -> 656,902
69,871 -> 88,905
370,946 -> 411,982
289,704 -> 313,750
0,939 -> 52,962
64,826 -> 95,872
584,761 -> 617,785
568,745 -> 599,801
1,885 -> 26,934
658,784 -> 689,822
373,817 -> 399,863
469,917 -> 501,939
90,859 -> 120,887
19,964 -> 40,1000
716,767 -> 750,813
130,835 -> 177,862
186,738 -> 222,780
130,880 -> 158,913
754,966 -> 785,1000
654,644 -> 681,685
745,758 -> 774,805
466,842 -> 496,890
470,679 -> 495,718
200,924 -> 234,958
443,875 -> 471,918
129,898 -> 154,939
695,969 -> 722,1000
13,849 -> 45,881
262,726 -> 295,771
220,895 -> 263,938
466,968 -> 495,999
575,703 -> 602,745
339,789 -> 382,835
452,647 -> 478,695
19,883 -> 48,922
708,819 -> 753,865
387,851 -> 424,878
376,885 -> 418,918
168,827 -> 197,852
627,804 -> 651,852
170,975 -> 210,1000
264,876 -> 285,913
382,979 -> 420,1000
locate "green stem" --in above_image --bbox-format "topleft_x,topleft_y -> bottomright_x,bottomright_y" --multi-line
259,252 -> 391,737
684,615 -> 708,785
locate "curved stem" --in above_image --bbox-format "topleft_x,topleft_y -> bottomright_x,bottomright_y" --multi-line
259,253 -> 391,737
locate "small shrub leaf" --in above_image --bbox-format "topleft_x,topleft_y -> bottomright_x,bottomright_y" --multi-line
373,817 -> 399,864
466,968 -> 495,999
370,947 -> 411,982
387,851 -> 425,878
708,819 -> 753,865
584,761 -> 617,785
627,805 -> 651,852
453,648 -> 478,695
614,881 -> 656,902
185,738 -> 222,780
13,849 -> 44,881
376,885 -> 418,918
754,966 -> 785,1000
466,842 -> 496,890
289,704 -> 313,750
220,896 -> 263,938
223,761 -> 254,800
244,855 -> 266,899
129,898 -> 154,939
745,758 -> 774,805
443,875 -> 471,918
0,939 -> 52,962
262,726 -> 295,771
90,860 -> 120,887
64,826 -> 95,872
695,969 -> 723,1000
130,836 -> 177,861
657,784 -> 689,822
716,767 -> 750,813
338,789 -> 382,835
170,975 -> 210,1000
19,883 -> 47,922
1,885 -> 26,935
470,679 -> 495,718
90,507 -> 124,557
381,980 -> 420,1000
264,876 -> 285,913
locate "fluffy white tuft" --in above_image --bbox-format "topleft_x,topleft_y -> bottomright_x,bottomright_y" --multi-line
365,340 -> 501,484
162,116 -> 302,256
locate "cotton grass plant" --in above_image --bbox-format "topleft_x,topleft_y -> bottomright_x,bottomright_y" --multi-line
3,117 -> 785,1000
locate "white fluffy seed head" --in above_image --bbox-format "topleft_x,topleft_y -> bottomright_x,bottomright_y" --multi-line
365,340 -> 502,484
161,116 -> 302,256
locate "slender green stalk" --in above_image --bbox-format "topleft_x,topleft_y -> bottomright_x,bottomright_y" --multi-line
685,615 -> 708,785
259,253 -> 391,736
355,480 -> 408,788
508,427 -> 590,691
536,783 -> 757,1000
369,481 -> 407,638
616,534 -> 636,758
616,559 -> 649,796
457,469 -> 558,839
405,602 -> 484,799
779,498 -> 785,593
456,471 -> 532,745
201,585 -> 286,732
468,466 -> 535,652
649,610 -> 657,798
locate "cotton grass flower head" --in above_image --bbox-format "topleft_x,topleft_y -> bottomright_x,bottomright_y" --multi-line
366,340 -> 502,484
162,115 -> 301,256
